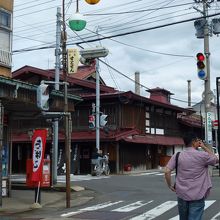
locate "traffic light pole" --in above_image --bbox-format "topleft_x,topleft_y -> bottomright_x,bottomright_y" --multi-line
52,6 -> 62,186
203,0 -> 213,147
96,59 -> 100,151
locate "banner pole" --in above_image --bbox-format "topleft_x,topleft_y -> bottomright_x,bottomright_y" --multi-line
35,181 -> 41,204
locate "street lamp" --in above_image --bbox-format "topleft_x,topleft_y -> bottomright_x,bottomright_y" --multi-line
61,0 -> 101,208
85,0 -> 101,4
68,0 -> 86,31
69,13 -> 86,31
80,47 -> 109,151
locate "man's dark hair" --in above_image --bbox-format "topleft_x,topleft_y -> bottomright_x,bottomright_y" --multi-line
183,132 -> 197,146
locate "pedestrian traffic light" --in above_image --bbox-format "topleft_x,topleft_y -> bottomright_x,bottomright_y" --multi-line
196,52 -> 207,80
89,115 -> 95,129
37,83 -> 49,111
100,113 -> 108,127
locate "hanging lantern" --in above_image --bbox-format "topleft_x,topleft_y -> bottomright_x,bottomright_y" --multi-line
85,0 -> 100,5
69,13 -> 87,31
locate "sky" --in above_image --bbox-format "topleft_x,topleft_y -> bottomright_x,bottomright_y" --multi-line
12,0 -> 220,108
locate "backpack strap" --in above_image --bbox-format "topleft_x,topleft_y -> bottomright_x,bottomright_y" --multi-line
175,152 -> 180,176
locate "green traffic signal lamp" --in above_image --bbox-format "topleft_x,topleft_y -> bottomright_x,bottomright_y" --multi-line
69,13 -> 86,31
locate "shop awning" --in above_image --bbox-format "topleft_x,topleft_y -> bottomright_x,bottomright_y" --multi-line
123,134 -> 184,146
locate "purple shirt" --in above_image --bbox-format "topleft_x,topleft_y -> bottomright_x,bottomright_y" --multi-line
166,147 -> 218,201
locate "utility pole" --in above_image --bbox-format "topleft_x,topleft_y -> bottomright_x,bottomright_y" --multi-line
62,0 -> 71,208
135,71 -> 140,95
187,80 -> 191,107
203,0 -> 213,147
96,59 -> 100,151
52,7 -> 62,186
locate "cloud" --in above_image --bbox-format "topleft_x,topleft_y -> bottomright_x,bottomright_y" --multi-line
12,0 -> 220,109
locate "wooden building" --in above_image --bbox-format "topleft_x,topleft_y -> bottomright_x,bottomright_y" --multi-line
10,65 -> 202,175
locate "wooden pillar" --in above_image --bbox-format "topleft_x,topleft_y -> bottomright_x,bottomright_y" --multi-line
116,143 -> 120,174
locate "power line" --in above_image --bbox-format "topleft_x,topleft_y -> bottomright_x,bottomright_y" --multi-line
13,12 -> 220,54
12,0 -> 194,45
14,0 -> 58,12
84,2 -> 193,16
98,59 -> 197,104
85,28 -> 193,58
72,12 -> 220,45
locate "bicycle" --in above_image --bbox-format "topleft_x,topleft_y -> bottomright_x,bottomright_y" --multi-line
91,154 -> 110,176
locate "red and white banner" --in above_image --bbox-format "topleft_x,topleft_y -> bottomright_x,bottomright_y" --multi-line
31,129 -> 47,182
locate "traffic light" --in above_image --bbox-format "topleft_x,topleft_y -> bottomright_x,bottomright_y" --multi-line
196,52 -> 207,80
89,115 -> 95,129
37,83 -> 49,111
100,113 -> 108,127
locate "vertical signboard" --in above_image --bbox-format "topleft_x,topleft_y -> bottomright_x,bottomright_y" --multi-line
32,129 -> 47,182
206,112 -> 213,144
67,48 -> 79,74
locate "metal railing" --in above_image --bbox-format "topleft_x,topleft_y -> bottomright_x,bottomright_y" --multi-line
0,50 -> 11,67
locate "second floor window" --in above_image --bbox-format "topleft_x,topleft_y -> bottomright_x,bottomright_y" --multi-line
0,10 -> 11,29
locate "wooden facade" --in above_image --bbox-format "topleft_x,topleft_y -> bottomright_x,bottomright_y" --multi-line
9,65 -> 203,175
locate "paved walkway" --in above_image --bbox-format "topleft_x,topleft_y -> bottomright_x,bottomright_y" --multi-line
0,184 -> 95,218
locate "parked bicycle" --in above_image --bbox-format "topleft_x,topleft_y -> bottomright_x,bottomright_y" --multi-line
91,153 -> 110,176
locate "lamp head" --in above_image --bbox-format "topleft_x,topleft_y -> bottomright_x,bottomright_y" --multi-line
69,13 -> 86,31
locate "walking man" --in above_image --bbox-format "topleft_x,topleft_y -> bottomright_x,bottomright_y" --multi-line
164,132 -> 219,220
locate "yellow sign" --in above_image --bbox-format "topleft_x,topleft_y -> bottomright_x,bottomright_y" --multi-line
67,49 -> 79,74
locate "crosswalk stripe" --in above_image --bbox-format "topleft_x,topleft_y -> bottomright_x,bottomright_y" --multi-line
129,201 -> 177,220
211,211 -> 220,220
61,200 -> 217,219
61,210 -> 83,217
112,200 -> 153,212
131,172 -> 160,176
169,200 -> 216,220
61,201 -> 123,217
80,201 -> 124,211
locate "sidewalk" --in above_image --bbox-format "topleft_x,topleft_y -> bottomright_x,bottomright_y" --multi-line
0,184 -> 95,217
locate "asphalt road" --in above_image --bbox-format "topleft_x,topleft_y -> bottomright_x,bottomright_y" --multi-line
60,170 -> 220,220
5,169 -> 220,220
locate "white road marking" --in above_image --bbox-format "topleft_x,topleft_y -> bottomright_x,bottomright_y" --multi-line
61,199 -> 217,219
131,172 -> 160,176
112,200 -> 153,212
211,211 -> 220,220
169,200 -> 216,220
61,210 -> 83,217
80,200 -> 124,211
129,201 -> 177,220
58,174 -> 110,182
61,201 -> 123,217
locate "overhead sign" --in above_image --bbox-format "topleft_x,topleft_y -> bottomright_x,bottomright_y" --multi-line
67,48 -> 80,74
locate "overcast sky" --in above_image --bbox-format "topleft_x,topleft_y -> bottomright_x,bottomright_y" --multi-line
12,0 -> 220,107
